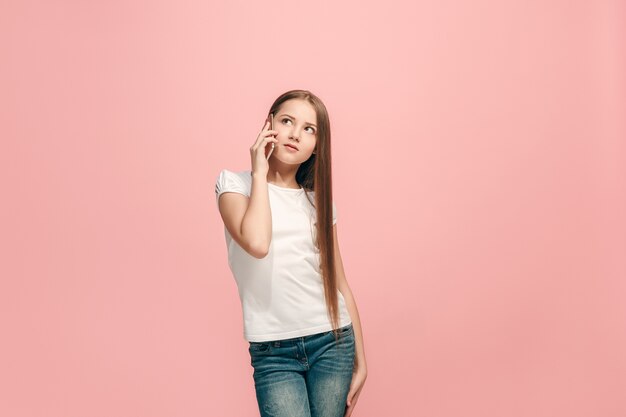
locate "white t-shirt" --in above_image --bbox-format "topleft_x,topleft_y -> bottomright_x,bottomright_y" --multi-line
215,169 -> 352,342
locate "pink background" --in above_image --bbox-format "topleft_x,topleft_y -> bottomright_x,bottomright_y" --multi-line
1,0 -> 625,416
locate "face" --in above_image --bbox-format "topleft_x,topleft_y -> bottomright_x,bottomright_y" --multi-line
271,99 -> 318,165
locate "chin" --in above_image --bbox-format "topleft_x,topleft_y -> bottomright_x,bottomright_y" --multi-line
275,153 -> 311,165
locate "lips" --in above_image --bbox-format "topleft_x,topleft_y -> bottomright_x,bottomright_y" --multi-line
284,144 -> 299,151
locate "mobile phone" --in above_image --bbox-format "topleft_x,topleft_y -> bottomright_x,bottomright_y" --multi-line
266,113 -> 275,160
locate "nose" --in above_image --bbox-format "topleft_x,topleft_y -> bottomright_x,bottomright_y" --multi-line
289,130 -> 300,142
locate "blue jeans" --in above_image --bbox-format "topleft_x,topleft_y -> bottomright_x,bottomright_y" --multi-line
248,323 -> 355,417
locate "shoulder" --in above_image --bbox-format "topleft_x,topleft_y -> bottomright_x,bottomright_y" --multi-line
214,168 -> 252,199
216,168 -> 251,183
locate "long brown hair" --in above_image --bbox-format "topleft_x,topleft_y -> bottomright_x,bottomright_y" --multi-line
267,90 -> 344,342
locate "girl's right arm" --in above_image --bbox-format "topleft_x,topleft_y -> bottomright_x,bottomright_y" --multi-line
217,118 -> 278,259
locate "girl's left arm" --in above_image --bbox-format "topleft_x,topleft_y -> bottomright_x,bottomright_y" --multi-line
333,224 -> 368,374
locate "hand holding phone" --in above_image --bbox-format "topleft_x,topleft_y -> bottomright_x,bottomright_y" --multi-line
251,114 -> 278,176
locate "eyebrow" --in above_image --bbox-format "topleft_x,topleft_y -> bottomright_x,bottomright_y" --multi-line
278,113 -> 317,129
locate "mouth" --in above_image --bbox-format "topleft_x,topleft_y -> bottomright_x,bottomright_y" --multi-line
284,144 -> 299,151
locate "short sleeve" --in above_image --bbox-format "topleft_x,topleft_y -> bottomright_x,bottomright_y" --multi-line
215,169 -> 248,206
332,200 -> 337,225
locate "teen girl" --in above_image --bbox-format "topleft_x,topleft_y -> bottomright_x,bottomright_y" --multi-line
215,90 -> 367,417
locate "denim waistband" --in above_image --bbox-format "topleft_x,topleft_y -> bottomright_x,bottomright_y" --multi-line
250,323 -> 353,347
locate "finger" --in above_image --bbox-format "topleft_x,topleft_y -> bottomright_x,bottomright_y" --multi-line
262,136 -> 279,145
257,130 -> 278,143
346,380 -> 354,406
347,386 -> 361,407
259,119 -> 270,134
345,398 -> 356,417
252,136 -> 278,154
253,129 -> 278,150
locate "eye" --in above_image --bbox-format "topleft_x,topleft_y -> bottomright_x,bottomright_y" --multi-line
281,118 -> 316,134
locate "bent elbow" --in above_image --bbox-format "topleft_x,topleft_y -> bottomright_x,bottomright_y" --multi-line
247,241 -> 269,259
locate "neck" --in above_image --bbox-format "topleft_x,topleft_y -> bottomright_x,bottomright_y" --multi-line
266,164 -> 300,188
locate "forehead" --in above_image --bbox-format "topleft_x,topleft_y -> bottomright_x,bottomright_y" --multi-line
278,99 -> 317,125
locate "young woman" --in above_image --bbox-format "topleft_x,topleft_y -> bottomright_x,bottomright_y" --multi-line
215,90 -> 367,417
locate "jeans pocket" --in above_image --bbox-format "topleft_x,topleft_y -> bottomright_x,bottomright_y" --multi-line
326,323 -> 353,336
248,342 -> 272,353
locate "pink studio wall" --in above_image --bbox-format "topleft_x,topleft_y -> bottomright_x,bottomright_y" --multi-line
1,0 -> 624,416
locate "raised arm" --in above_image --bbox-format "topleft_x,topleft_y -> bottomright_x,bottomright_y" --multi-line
216,117 -> 279,259
217,172 -> 272,259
